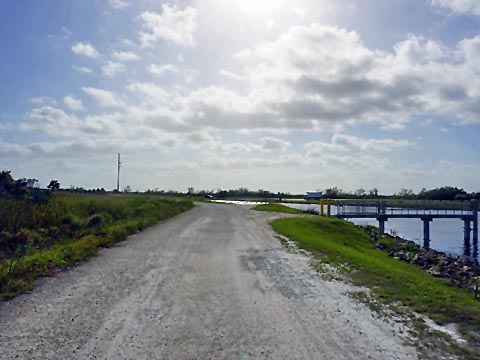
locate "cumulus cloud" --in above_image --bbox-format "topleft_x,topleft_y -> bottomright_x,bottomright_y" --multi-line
259,137 -> 290,151
431,0 -> 480,15
64,96 -> 86,111
82,87 -> 124,108
195,151 -> 390,172
60,25 -> 480,137
109,0 -> 129,10
24,106 -> 77,136
126,83 -> 172,109
71,42 -> 100,58
29,96 -> 57,106
112,50 -> 139,62
23,106 -> 154,143
148,64 -> 179,76
0,138 -> 31,157
4,135 -> 176,159
183,131 -> 290,154
215,25 -> 480,129
101,61 -> 126,77
219,137 -> 289,153
219,70 -> 244,81
140,4 -> 198,47
304,134 -> 411,157
72,65 -> 93,74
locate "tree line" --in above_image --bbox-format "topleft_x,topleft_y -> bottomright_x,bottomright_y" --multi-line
2,170 -> 479,202
322,186 -> 480,201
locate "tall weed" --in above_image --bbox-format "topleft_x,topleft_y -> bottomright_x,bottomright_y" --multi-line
0,194 -> 193,299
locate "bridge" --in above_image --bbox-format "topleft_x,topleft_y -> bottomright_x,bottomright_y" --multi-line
326,199 -> 479,259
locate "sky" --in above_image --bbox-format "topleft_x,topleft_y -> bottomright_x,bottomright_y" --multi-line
1,0 -> 480,194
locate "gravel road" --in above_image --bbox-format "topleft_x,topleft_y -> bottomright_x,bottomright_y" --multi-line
0,203 -> 418,359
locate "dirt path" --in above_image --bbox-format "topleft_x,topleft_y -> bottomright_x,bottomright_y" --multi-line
0,203 -> 417,359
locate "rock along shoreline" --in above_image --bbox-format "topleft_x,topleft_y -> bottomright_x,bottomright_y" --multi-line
362,226 -> 480,294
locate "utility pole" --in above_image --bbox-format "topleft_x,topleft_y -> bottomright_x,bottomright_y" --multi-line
116,153 -> 121,192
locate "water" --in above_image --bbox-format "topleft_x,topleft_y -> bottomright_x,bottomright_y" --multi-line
282,203 -> 478,256
211,199 -> 268,205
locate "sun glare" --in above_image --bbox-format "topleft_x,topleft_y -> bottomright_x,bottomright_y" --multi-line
232,0 -> 286,15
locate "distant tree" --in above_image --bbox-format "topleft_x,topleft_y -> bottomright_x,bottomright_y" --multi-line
324,187 -> 341,198
124,185 -> 132,193
47,179 -> 60,192
355,188 -> 366,197
9,178 -> 29,198
368,188 -> 379,197
0,171 -> 15,197
25,178 -> 38,188
418,186 -> 467,201
395,188 -> 416,199
0,170 -> 50,203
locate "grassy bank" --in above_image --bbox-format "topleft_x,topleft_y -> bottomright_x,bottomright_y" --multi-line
252,204 -> 480,357
251,203 -> 305,214
0,194 -> 193,300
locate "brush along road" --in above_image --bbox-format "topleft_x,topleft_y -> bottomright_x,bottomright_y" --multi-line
0,203 -> 417,359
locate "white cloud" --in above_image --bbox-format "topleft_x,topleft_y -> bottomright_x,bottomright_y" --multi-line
101,61 -> 126,77
185,68 -> 199,83
431,0 -> 480,15
23,106 -> 145,141
72,65 -> 93,74
109,0 -> 129,10
71,42 -> 100,58
148,64 -> 179,76
140,4 -> 198,47
186,134 -> 290,154
5,135 -> 176,158
213,25 -> 480,130
126,82 -> 170,106
60,25 -> 480,137
24,106 -> 77,136
259,137 -> 290,151
112,50 -> 140,62
63,96 -> 86,111
29,96 -> 57,106
82,87 -> 124,108
304,134 -> 411,156
219,70 -> 244,81
0,138 -> 31,157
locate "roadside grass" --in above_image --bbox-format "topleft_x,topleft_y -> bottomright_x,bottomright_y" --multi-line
0,194 -> 194,300
251,203 -> 306,214
269,215 -> 480,358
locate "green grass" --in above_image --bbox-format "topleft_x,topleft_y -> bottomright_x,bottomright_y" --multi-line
270,216 -> 480,357
0,194 -> 194,300
251,203 -> 306,214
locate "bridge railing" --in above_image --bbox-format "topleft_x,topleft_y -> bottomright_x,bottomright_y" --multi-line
332,199 -> 475,217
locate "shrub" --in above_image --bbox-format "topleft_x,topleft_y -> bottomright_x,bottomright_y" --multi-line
87,212 -> 112,227
0,194 -> 194,300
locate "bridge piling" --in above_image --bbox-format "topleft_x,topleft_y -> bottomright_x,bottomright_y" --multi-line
472,200 -> 478,260
421,217 -> 432,250
463,219 -> 471,257
377,216 -> 387,236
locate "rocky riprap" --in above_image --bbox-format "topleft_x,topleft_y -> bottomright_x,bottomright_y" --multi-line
362,226 -> 480,294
